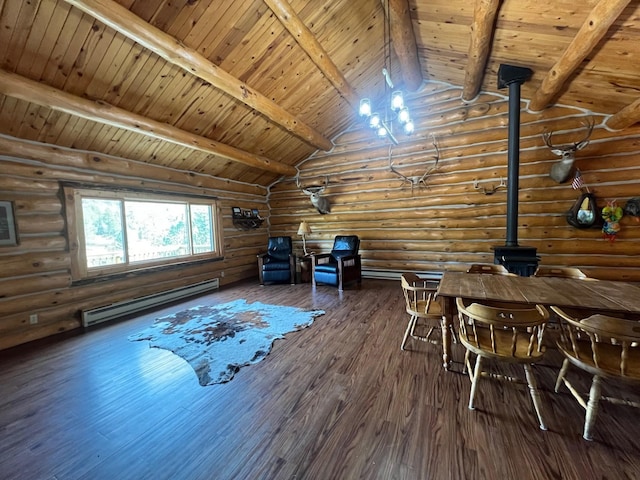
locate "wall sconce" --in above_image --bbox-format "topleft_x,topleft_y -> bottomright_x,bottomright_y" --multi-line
297,221 -> 312,256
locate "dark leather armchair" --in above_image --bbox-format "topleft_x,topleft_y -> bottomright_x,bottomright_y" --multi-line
257,236 -> 296,285
311,235 -> 362,291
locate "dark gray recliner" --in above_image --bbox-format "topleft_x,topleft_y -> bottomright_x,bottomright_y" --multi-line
311,235 -> 362,291
257,236 -> 296,285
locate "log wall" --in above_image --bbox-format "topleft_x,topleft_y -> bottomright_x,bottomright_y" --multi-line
0,136 -> 267,350
269,82 -> 640,282
4,81 -> 640,351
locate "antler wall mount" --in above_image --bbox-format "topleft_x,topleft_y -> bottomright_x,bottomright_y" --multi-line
388,135 -> 440,194
474,177 -> 506,195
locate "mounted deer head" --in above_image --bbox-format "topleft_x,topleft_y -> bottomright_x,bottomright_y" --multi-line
543,119 -> 594,183
389,135 -> 440,194
296,174 -> 331,214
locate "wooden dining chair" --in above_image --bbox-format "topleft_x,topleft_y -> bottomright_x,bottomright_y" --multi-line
533,266 -> 594,341
534,266 -> 590,279
551,306 -> 640,440
400,273 -> 453,366
466,264 -> 515,276
456,297 -> 550,429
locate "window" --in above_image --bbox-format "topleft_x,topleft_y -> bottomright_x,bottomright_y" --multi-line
65,186 -> 223,280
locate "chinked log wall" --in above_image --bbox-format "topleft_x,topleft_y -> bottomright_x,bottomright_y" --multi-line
0,137 -> 268,350
269,82 -> 640,282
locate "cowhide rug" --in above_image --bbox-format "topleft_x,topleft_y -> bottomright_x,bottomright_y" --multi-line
128,299 -> 325,386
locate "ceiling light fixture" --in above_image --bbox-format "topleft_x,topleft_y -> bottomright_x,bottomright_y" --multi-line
358,0 -> 414,145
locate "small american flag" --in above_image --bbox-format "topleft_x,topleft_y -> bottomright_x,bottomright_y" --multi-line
571,169 -> 584,190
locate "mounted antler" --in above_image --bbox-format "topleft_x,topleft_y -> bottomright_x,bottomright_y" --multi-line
543,119 -> 594,183
296,174 -> 331,214
389,135 -> 440,193
474,177 -> 506,195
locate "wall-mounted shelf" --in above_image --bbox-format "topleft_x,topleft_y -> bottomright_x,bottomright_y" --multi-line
233,217 -> 264,230
232,206 -> 263,230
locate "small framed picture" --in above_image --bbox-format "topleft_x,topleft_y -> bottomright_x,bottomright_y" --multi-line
243,209 -> 252,218
0,201 -> 17,246
251,209 -> 260,217
232,207 -> 242,217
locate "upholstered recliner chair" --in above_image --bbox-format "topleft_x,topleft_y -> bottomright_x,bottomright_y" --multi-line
257,236 -> 296,285
311,235 -> 362,291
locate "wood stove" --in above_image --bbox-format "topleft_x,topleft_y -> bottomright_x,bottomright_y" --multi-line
493,245 -> 539,277
493,64 -> 540,276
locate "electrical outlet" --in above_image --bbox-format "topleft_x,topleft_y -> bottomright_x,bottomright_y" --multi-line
29,314 -> 38,325
220,271 -> 225,278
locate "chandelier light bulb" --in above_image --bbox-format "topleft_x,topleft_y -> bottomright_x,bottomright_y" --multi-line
358,71 -> 413,142
369,113 -> 381,129
391,91 -> 404,111
403,120 -> 415,135
398,107 -> 410,124
359,98 -> 372,117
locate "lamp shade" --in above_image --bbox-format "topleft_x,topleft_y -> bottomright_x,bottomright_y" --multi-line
297,221 -> 312,235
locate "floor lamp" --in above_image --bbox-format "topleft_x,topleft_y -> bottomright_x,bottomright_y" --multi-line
297,221 -> 312,256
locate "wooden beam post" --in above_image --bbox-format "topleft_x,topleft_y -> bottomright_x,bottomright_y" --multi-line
462,0 -> 501,102
63,0 -> 333,151
264,0 -> 361,109
388,0 -> 423,92
0,133 -> 267,196
529,0 -> 632,112
0,69 -> 297,176
606,97 -> 640,130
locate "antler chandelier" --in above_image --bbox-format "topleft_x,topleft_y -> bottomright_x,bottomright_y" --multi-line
358,0 -> 414,145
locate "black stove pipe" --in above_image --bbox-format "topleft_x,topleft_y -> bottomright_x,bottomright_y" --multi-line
498,64 -> 533,247
505,80 -> 521,246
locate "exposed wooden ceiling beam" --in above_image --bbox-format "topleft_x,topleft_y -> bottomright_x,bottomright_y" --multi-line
0,134 -> 267,196
63,0 -> 333,152
529,0 -> 632,112
462,0 -> 501,102
388,0 -> 423,92
0,69 -> 297,176
606,97 -> 640,130
264,0 -> 360,109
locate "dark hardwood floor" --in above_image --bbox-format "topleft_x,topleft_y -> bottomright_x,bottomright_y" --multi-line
1,279 -> 639,479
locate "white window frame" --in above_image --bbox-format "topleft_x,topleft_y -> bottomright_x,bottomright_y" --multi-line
64,185 -> 224,280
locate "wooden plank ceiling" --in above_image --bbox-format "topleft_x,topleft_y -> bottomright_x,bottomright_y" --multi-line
0,0 -> 639,187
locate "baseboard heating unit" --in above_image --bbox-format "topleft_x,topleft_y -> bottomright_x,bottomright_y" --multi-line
362,269 -> 443,281
82,278 -> 219,328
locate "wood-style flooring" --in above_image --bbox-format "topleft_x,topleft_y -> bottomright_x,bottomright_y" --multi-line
1,279 -> 639,479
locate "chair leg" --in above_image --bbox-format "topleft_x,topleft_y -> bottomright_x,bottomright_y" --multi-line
463,350 -> 474,379
462,349 -> 468,374
401,315 -> 416,350
410,313 -> 419,337
449,322 -> 458,344
555,358 -> 570,393
523,364 -> 547,430
583,375 -> 602,441
468,355 -> 483,410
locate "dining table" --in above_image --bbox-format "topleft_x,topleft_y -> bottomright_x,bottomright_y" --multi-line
435,271 -> 640,370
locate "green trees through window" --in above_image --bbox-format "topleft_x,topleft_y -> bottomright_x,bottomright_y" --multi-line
82,198 -> 125,267
66,186 -> 223,279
